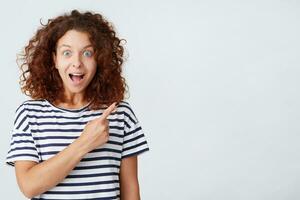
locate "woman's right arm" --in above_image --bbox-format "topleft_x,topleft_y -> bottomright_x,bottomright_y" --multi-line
15,138 -> 88,199
14,103 -> 116,199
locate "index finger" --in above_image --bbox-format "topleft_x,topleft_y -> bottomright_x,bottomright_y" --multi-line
101,102 -> 117,119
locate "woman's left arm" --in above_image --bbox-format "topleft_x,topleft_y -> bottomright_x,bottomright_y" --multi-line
119,156 -> 141,200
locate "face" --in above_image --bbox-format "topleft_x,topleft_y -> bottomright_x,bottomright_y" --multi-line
53,30 -> 97,97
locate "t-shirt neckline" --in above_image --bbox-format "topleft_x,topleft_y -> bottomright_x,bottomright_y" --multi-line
45,99 -> 91,113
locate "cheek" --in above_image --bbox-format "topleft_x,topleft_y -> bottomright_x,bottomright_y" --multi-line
92,62 -> 97,72
55,55 -> 69,67
56,61 -> 70,73
86,60 -> 97,74
92,65 -> 98,77
56,69 -> 65,80
56,65 -> 69,79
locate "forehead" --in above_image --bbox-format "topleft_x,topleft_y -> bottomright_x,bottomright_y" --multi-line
56,30 -> 92,49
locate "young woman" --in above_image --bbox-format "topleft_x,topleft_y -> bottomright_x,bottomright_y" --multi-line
6,10 -> 149,200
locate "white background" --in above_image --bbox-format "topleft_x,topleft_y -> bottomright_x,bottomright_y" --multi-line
1,0 -> 300,199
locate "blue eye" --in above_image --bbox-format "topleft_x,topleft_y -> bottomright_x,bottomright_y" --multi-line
63,50 -> 72,57
83,50 -> 93,57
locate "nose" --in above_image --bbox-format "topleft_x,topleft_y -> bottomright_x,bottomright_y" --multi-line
72,53 -> 82,68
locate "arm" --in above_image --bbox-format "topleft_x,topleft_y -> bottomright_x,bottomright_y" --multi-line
119,156 -> 141,200
15,139 -> 87,198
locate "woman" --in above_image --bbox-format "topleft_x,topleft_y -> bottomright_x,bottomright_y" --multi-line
6,10 -> 149,200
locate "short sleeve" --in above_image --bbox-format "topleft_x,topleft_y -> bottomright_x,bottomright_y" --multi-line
121,102 -> 149,159
6,103 -> 40,167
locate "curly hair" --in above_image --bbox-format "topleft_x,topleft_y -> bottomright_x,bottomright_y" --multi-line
19,10 -> 128,109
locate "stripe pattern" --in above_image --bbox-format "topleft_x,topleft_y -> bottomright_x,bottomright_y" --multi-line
6,100 -> 149,200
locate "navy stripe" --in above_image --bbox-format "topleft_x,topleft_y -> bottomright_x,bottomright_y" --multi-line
12,133 -> 31,137
39,148 -> 121,156
38,151 -> 59,156
36,141 -> 122,149
26,108 -> 63,113
45,187 -> 119,195
29,121 -> 87,126
109,133 -> 123,139
8,146 -> 37,153
28,118 -> 124,126
7,153 -> 39,159
27,111 -> 123,120
15,104 -> 24,114
34,136 -> 78,140
32,196 -> 119,200
66,172 -> 119,179
35,140 -> 121,146
107,140 -> 122,145
90,148 -> 122,154
32,127 -> 123,134
36,143 -> 70,148
6,162 -> 14,167
31,129 -> 83,133
57,179 -> 119,186
125,126 -> 142,136
14,108 -> 26,125
24,124 -> 30,132
123,141 -> 148,152
124,134 -> 145,144
16,115 -> 27,130
10,140 -> 34,145
109,125 -> 123,130
81,156 -> 121,162
124,120 -> 131,129
74,164 -> 120,170
23,103 -> 51,108
122,147 -> 150,159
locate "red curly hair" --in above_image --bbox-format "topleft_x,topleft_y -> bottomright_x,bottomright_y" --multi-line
19,10 -> 128,109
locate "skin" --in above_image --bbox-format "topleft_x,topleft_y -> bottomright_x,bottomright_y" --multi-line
15,30 -> 140,199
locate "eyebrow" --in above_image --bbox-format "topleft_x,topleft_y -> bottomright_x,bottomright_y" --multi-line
58,44 -> 94,49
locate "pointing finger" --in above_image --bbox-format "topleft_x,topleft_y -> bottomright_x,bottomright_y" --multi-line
101,102 -> 117,119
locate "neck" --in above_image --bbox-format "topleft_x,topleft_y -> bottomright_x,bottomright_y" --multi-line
54,92 -> 89,109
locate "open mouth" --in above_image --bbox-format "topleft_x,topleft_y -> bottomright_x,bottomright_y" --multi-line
69,73 -> 85,83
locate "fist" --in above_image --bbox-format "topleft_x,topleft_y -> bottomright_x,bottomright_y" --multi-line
79,102 -> 117,153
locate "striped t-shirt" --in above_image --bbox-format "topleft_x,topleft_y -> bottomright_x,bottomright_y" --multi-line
6,99 -> 149,200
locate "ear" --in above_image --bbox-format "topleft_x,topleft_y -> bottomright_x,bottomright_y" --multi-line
52,52 -> 58,69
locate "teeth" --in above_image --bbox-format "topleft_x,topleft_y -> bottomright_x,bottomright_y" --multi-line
70,73 -> 83,76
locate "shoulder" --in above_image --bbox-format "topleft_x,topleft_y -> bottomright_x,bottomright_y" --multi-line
13,99 -> 45,130
117,101 -> 136,114
15,99 -> 48,113
117,100 -> 132,111
117,100 -> 139,124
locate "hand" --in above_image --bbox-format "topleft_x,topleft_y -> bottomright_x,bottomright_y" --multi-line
78,102 -> 117,154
